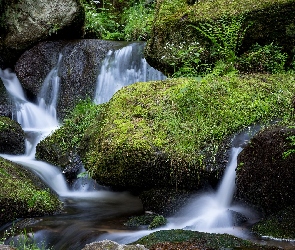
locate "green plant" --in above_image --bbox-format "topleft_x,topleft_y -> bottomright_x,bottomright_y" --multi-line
282,135 -> 295,159
148,215 -> 167,230
1,226 -> 51,250
194,14 -> 251,64
82,0 -> 122,40
237,43 -> 288,73
121,0 -> 155,41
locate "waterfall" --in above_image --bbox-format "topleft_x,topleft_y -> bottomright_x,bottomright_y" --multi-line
0,55 -> 69,193
94,42 -> 166,104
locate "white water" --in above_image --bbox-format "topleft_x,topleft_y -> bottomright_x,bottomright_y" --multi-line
0,43 -> 260,248
94,42 -> 166,104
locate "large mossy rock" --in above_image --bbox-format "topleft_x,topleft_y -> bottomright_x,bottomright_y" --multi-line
36,73 -> 295,192
0,157 -> 62,226
236,125 -> 295,216
0,79 -> 12,117
0,116 -> 25,155
0,0 -> 84,68
14,39 -> 123,120
145,0 -> 295,74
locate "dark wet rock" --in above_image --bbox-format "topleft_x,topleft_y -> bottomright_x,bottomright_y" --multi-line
61,152 -> 84,185
0,0 -> 84,68
236,125 -> 295,216
82,240 -> 148,250
15,39 -> 124,120
139,188 -> 191,216
0,116 -> 25,154
0,79 -> 12,117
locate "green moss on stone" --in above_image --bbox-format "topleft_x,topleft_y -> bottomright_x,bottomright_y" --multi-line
0,157 -> 62,226
80,73 -> 295,191
252,206 -> 295,240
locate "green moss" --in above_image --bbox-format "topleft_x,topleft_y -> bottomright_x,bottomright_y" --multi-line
0,116 -> 21,132
252,206 -> 295,239
36,98 -> 106,168
124,214 -> 167,230
132,229 -> 258,249
0,157 -> 62,225
80,72 -> 295,191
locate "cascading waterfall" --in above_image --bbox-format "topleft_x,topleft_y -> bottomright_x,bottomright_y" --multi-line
94,42 -> 166,104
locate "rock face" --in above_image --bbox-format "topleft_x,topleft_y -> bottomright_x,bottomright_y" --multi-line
236,126 -> 295,215
0,0 -> 84,68
0,116 -> 25,155
14,39 -> 123,120
0,79 -> 12,117
145,0 -> 295,74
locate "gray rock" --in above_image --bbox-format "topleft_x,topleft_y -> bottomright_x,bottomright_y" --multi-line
82,240 -> 148,250
0,0 -> 84,67
14,39 -> 124,120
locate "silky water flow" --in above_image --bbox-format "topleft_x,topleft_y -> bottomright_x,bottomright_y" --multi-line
0,42 -> 280,249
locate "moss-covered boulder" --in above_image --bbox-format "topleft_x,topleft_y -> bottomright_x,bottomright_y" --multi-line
252,205 -> 295,240
0,157 -> 62,226
145,0 -> 295,74
76,73 -> 294,192
236,125 -> 295,216
0,0 -> 84,68
36,73 -> 295,193
132,229 -> 280,249
0,116 -> 25,155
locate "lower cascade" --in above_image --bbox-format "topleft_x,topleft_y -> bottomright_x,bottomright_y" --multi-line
0,42 -> 272,249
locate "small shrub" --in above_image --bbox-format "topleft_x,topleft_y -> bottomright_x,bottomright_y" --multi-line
236,43 -> 288,73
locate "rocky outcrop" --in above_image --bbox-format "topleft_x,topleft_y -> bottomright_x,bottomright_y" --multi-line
0,0 -> 84,68
14,39 -> 123,120
236,126 -> 295,216
0,116 -> 25,155
0,79 -> 12,117
145,0 -> 295,74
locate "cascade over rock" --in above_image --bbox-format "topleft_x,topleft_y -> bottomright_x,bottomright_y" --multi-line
0,0 -> 84,68
14,40 -> 123,120
236,125 -> 295,216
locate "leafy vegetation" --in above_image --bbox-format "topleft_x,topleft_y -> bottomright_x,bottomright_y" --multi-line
81,0 -> 155,40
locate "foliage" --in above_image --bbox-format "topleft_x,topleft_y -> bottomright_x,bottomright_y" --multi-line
82,0 -> 122,40
121,1 -> 155,41
237,43 -> 288,74
282,134 -> 295,159
1,226 -> 51,250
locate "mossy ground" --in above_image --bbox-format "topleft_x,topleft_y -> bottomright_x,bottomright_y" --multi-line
0,157 -> 62,226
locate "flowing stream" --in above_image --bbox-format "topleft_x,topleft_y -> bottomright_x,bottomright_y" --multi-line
0,42 -> 293,249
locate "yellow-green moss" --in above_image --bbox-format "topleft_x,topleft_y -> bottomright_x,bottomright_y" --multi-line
79,72 -> 295,191
0,157 -> 62,225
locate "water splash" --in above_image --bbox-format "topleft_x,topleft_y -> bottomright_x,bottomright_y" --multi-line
94,42 -> 166,104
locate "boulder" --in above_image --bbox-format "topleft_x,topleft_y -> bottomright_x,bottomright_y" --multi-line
0,116 -> 25,155
145,0 -> 295,74
14,39 -> 123,120
82,240 -> 147,250
0,157 -> 62,226
0,0 -> 84,68
236,125 -> 295,216
0,79 -> 12,117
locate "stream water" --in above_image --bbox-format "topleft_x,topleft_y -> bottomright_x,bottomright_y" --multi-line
0,42 -> 294,249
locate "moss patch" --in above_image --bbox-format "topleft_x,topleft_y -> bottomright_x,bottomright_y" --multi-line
79,73 -> 295,191
0,157 -> 62,226
252,206 -> 295,240
132,229 -> 278,249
